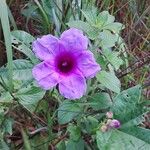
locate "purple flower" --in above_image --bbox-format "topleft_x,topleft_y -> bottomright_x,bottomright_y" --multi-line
32,28 -> 100,99
109,119 -> 121,128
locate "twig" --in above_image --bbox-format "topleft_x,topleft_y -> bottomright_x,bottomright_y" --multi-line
28,127 -> 48,136
117,55 -> 150,78
142,81 -> 150,89
124,6 -> 150,42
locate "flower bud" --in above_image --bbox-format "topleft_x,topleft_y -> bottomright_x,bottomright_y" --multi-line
100,125 -> 108,132
106,112 -> 113,119
106,119 -> 112,125
109,119 -> 120,128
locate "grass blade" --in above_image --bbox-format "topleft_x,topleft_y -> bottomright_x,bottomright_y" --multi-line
34,0 -> 50,33
0,0 -> 13,92
7,6 -> 17,30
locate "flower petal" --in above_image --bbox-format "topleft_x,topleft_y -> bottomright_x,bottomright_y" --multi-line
32,61 -> 60,90
60,28 -> 88,51
32,35 -> 59,60
77,51 -> 101,78
59,71 -> 86,99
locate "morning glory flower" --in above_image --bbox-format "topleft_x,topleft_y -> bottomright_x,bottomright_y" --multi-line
109,119 -> 121,128
32,28 -> 100,99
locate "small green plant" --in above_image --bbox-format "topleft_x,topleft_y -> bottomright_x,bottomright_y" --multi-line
0,0 -> 149,149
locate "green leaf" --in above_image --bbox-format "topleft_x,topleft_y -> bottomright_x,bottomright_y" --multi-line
56,141 -> 66,150
0,92 -> 13,103
81,7 -> 97,24
110,85 -> 150,146
121,127 -> 150,144
97,71 -> 121,93
103,49 -> 124,70
67,20 -> 99,40
15,85 -> 45,112
67,20 -> 92,33
0,132 -> 9,150
67,125 -> 81,141
11,30 -> 35,46
111,85 -> 143,124
89,93 -> 112,110
11,30 -> 38,64
97,55 -> 107,69
103,22 -> 125,33
121,114 -> 145,129
81,116 -> 99,134
12,59 -> 33,81
66,138 -> 84,150
96,130 -> 150,150
58,101 -> 82,124
87,28 -> 99,40
0,59 -> 34,81
2,118 -> 13,135
98,30 -> 118,48
97,11 -> 115,27
96,130 -> 112,149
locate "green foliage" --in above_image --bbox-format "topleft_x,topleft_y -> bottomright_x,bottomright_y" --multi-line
41,0 -> 52,16
0,59 -> 33,81
95,85 -> 149,149
0,59 -> 34,92
103,49 -> 123,70
66,138 -> 84,150
11,30 -> 38,64
88,93 -> 112,110
68,7 -> 125,95
34,0 -> 50,32
0,58 -> 45,112
0,92 -> 13,103
67,124 -> 81,141
98,30 -> 119,48
0,107 -> 5,125
96,130 -> 150,150
0,1 -> 149,149
22,130 -> 32,150
97,71 -> 121,93
68,8 -> 124,41
15,85 -> 45,112
57,101 -> 82,124
67,20 -> 92,33
0,0 -> 13,91
96,130 -> 112,149
111,85 -> 144,124
80,116 -> 99,134
0,132 -> 9,150
2,118 -> 13,135
121,126 -> 150,144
